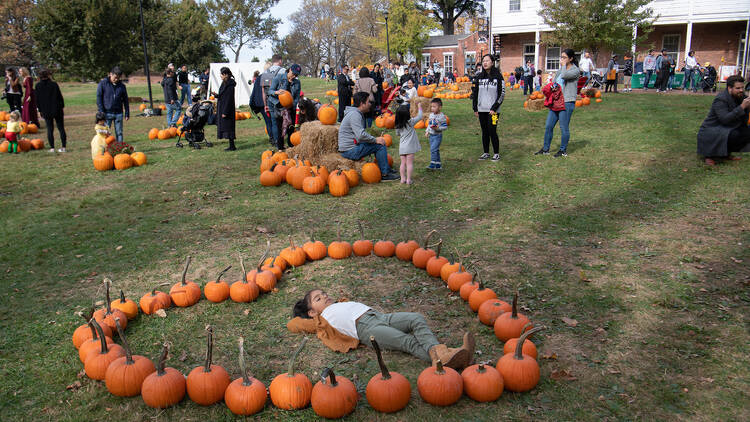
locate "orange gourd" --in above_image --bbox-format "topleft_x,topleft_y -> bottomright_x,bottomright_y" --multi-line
130,151 -> 147,166
302,172 -> 326,195
141,343 -> 186,408
361,162 -> 381,183
373,240 -> 396,257
494,293 -> 532,341
110,290 -> 139,320
496,327 -> 543,392
113,153 -> 133,170
204,266 -> 232,303
148,128 -> 159,139
246,240 -> 277,293
478,298 -> 511,326
366,336 -> 411,413
277,90 -> 293,108
303,232 -> 328,261
83,320 -> 125,380
417,360 -> 463,406
425,240 -> 449,277
328,169 -> 350,197
224,337 -> 267,415
289,131 -> 301,146
139,284 -> 172,315
447,265 -> 473,291
468,281 -> 498,312
343,168 -> 360,187
230,257 -> 260,303
352,221 -> 373,256
311,368 -> 359,419
412,230 -> 438,269
169,256 -> 202,307
105,319 -> 156,397
461,363 -> 504,402
328,222 -> 353,259
260,163 -> 283,186
280,236 -> 307,267
93,278 -> 128,331
503,323 -> 539,359
73,310 -> 112,349
186,326 -> 231,406
318,104 -> 338,125
269,338 -> 313,410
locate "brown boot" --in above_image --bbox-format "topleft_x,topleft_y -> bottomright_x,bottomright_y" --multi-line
429,344 -> 469,370
461,332 -> 476,365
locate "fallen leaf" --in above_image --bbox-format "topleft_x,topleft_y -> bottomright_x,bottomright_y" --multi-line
155,309 -> 167,318
75,255 -> 84,258
699,377 -> 714,383
72,214 -> 80,218
730,257 -> 743,263
115,245 -> 122,251
579,269 -> 592,282
77,369 -> 86,379
607,368 -> 621,374
178,350 -> 187,361
561,317 -> 578,327
256,226 -> 270,233
550,369 -> 577,381
243,309 -> 251,315
595,327 -> 606,335
66,381 -> 81,391
541,352 -> 558,360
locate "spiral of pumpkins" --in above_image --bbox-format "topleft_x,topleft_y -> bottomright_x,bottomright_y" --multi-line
0,118 -> 44,153
72,229 -> 546,417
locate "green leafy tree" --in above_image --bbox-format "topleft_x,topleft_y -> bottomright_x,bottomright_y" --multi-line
0,0 -> 35,66
374,0 -> 437,62
208,0 -> 280,62
251,56 -> 260,62
538,0 -> 656,62
420,0 -> 485,35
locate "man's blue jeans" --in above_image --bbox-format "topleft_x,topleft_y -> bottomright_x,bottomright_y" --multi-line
180,83 -> 192,105
429,133 -> 442,163
262,111 -> 274,140
341,142 -> 391,176
166,102 -> 181,126
644,70 -> 654,88
105,112 -> 124,143
543,101 -> 575,152
683,69 -> 696,91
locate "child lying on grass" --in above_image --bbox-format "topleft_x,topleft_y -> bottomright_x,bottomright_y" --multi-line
287,289 -> 475,369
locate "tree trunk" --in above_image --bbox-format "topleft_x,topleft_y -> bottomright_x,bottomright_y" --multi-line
441,9 -> 455,35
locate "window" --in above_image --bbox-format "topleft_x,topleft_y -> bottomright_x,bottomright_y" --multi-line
738,36 -> 746,67
465,51 -> 476,73
662,34 -> 680,63
444,53 -> 454,74
509,0 -> 520,12
523,44 -> 535,66
546,46 -> 560,71
422,54 -> 431,72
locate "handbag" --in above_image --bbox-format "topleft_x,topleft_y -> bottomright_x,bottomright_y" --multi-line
607,69 -> 617,80
542,82 -> 565,111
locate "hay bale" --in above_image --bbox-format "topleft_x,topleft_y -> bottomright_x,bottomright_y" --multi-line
292,120 -> 339,161
458,81 -> 472,91
316,153 -> 366,172
581,88 -> 600,98
526,98 -> 546,112
409,97 -> 432,117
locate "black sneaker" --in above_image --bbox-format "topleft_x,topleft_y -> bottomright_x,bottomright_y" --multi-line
553,150 -> 567,157
381,171 -> 400,181
478,153 -> 490,160
491,154 -> 501,161
534,149 -> 549,155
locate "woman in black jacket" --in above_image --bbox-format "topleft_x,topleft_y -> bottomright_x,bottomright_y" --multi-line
471,54 -> 505,161
35,69 -> 67,152
371,63 -> 384,114
213,67 -> 237,151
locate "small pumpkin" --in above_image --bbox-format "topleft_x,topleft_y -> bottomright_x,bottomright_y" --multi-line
311,367 -> 359,419
395,239 -> 420,261
365,336 -> 411,413
277,89 -> 293,108
496,327 -> 543,392
105,318 -> 156,397
230,257 -> 260,303
425,240 -> 449,277
261,256 -> 283,281
461,362 -> 504,402
289,131 -> 301,146
352,221 -> 373,256
412,230 -> 438,269
273,160 -> 290,181
447,265 -> 473,292
148,128 -> 159,139
440,249 -> 466,282
280,235 -> 307,267
503,323 -> 539,359
246,240 -> 277,293
187,326 -> 231,406
139,283 -> 172,315
494,293 -> 532,341
303,232 -> 328,261
468,280 -> 498,312
169,256 -> 202,307
269,338 -> 313,410
114,153 -> 134,170
141,343 -> 187,408
73,309 -> 112,350
260,163 -> 283,186
93,152 -> 114,171
417,360 -> 463,406
83,320 -> 125,380
328,222 -> 352,259
318,104 -> 338,125
302,172 -> 326,195
478,298 -> 511,326
382,133 -> 392,147
78,318 -> 114,363
93,278 -> 128,331
224,337 -> 267,415
459,276 -> 480,301
264,255 -> 288,272
204,265 -> 232,303
110,289 -> 139,320
30,138 -> 44,149
361,162 -> 381,183
328,169 -> 350,197
105,135 -> 115,145
373,240 -> 396,257
343,168 -> 360,187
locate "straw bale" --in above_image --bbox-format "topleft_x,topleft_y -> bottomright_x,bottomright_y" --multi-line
458,81 -> 472,91
526,98 -> 546,112
409,97 -> 432,117
290,120 -> 339,161
316,153 -> 366,172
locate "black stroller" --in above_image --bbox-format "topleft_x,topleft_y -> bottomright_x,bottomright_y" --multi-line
176,99 -> 214,149
587,70 -> 604,89
699,65 -> 717,93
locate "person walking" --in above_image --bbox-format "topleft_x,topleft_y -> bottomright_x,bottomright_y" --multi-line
579,52 -> 594,86
96,66 -> 129,143
471,54 -> 505,161
655,49 -> 671,93
353,67 -> 377,127
162,68 -> 180,127
19,68 -> 39,126
523,60 -> 535,95
35,70 -> 67,153
643,50 -> 656,90
433,61 -> 442,85
409,62 -> 420,86
213,67 -> 237,151
261,55 -> 285,145
683,51 -> 698,92
4,67 -> 23,112
273,64 -> 302,149
199,68 -> 210,99
622,53 -> 633,92
605,54 -> 619,93
535,48 -> 580,157
371,63 -> 384,115
697,75 -> 750,165
177,65 -> 192,106
337,64 -> 354,122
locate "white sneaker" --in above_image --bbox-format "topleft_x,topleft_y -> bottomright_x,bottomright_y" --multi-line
57,148 -> 66,153
48,148 -> 55,153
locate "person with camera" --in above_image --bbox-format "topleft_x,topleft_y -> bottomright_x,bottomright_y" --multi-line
535,48 -> 580,157
471,54 -> 505,161
697,75 -> 750,165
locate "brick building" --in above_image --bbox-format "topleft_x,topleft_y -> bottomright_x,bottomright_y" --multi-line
421,32 -> 490,78
489,0 -> 750,79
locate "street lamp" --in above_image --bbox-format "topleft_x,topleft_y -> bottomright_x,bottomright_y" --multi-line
334,34 -> 338,71
138,0 -> 154,114
384,11 -> 390,64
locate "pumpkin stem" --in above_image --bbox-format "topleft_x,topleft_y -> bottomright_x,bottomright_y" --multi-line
151,282 -> 171,296
257,238 -> 270,271
216,265 -> 232,283
288,337 -> 308,376
288,235 -> 296,250
310,231 -> 316,243
514,327 -> 543,360
357,221 -> 365,240
181,256 -> 191,286
156,343 -> 170,376
204,325 -> 213,372
87,319 -> 100,340
335,221 -> 342,242
453,247 -> 464,272
477,363 -> 486,373
511,292 -> 518,319
423,229 -> 437,247
321,367 -> 338,386
240,254 -> 248,283
434,239 -> 443,257
370,336 -> 391,380
435,359 -> 445,374
114,317 -> 133,364
103,278 -> 113,314
521,322 -> 534,335
91,319 -> 108,354
119,290 -> 127,304
238,337 -> 253,386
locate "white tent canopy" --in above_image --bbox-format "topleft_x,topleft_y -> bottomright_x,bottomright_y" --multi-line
207,62 -> 265,107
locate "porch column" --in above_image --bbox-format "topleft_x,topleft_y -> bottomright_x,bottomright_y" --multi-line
684,21 -> 693,57
534,30 -> 540,68
632,25 -> 637,55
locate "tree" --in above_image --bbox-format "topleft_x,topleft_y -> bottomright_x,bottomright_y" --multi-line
373,0 -> 437,62
421,0 -> 485,35
538,0 -> 656,62
251,56 -> 260,62
0,0 -> 35,66
208,0 -> 280,62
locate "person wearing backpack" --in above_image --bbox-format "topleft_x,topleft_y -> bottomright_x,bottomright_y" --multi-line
261,54 -> 285,147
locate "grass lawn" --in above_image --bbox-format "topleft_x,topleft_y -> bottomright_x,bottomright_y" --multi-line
1,77 -> 748,421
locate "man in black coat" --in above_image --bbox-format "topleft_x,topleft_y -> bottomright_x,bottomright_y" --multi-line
162,68 -> 180,127
337,64 -> 354,122
35,69 -> 67,152
697,75 -> 750,165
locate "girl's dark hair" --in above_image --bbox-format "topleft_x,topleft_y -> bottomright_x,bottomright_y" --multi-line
536,69 -> 542,75
563,48 -> 578,66
359,67 -> 370,78
220,67 -> 234,78
292,290 -> 316,318
394,105 -> 411,129
373,63 -> 380,70
95,111 -> 107,123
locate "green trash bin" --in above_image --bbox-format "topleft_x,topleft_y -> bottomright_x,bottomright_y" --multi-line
631,73 -> 657,89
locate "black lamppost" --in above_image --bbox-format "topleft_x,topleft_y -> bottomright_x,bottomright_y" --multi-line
138,0 -> 154,113
384,11 -> 390,64
334,34 -> 338,71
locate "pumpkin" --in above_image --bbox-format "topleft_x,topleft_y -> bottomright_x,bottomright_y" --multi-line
375,115 -> 385,127
575,99 -> 582,107
373,240 -> 396,257
204,265 -> 232,303
269,338 -> 313,410
280,236 -> 307,267
169,256 -> 202,307
523,101 -> 529,108
261,149 -> 273,160
395,239 -> 420,261
291,166 -> 312,190
353,221 -> 373,256
149,128 -> 159,140
261,256 -> 283,281
596,98 -> 603,103
424,89 -> 434,98
503,323 -> 539,359
417,360 -> 463,406
425,240 -> 449,277
78,319 -> 114,363
93,152 -> 114,171
230,257 -> 260,302
328,222 -> 353,259
105,135 -> 115,145
142,343 -> 186,408
110,290 -> 139,320
272,150 -> 289,163
73,309 -> 112,349
496,327 -> 543,392
260,163 -> 283,186
478,299 -> 511,326
83,320 -> 125,380
139,284 -> 172,315
93,279 -> 128,331
113,153 -> 133,170
131,151 -> 147,166
361,162 -> 381,183
440,250 -> 465,282
311,368 -> 359,419
187,326 -> 231,405
595,90 -> 602,98
582,97 -> 591,105
273,160 -> 290,181
157,129 -> 169,140
417,86 -> 427,97
382,133 -> 392,147
468,281 -> 498,312
264,255 -> 288,272
303,232 -> 328,261
303,172 -> 326,195
461,363 -> 503,402
414,119 -> 426,129
225,337 -> 267,415
289,131 -> 301,146
412,230 -> 438,269
343,168 -> 360,187
260,157 -> 275,173
0,141 -> 8,153
105,318 -> 156,397
318,104 -> 338,125
494,293 -> 532,341
30,138 -> 43,149
328,169 -> 350,197
246,240 -> 277,292
459,277 -> 480,301
448,265 -> 473,291
277,89 -> 293,108
366,336 -> 411,413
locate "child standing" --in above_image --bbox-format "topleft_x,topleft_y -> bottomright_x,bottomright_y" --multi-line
4,111 -> 21,153
91,112 -> 110,159
425,98 -> 448,169
508,73 -> 516,89
395,103 -> 423,184
534,70 -> 542,92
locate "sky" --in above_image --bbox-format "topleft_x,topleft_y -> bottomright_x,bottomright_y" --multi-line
223,0 -> 302,63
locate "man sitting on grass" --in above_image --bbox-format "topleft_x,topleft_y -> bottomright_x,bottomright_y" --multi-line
697,75 -> 750,166
338,92 -> 400,181
287,289 -> 476,369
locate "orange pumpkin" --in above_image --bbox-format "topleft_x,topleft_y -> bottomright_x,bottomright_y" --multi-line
328,223 -> 353,259
141,343 -> 186,409
105,319 -> 156,397
131,151 -> 147,166
186,326 -> 231,406
373,240 -> 396,257
328,169 -> 350,197
361,162 -> 381,183
365,336 -> 411,412
395,239 -> 420,261
277,90 -> 293,108
83,320 -> 125,380
494,293 -> 532,341
204,266 -> 232,303
596,98 -> 603,103
114,153 -> 133,170
93,152 -> 114,171
269,338 -> 312,410
224,337 -> 267,416
169,256 -> 202,307
280,236 -> 307,267
468,282 -> 498,312
110,290 -> 139,320
582,97 -> 591,105
343,168 -> 360,187
447,266 -> 473,291
30,138 -> 43,149
105,135 -> 116,145
424,241 -> 448,277
496,327 -> 543,392
302,173 -> 326,195
461,363 -> 503,402
289,131 -> 301,146
352,221 -> 373,256
318,105 -> 338,125
417,360 -> 463,406
230,257 -> 260,303
382,133 -> 392,147
478,299 -> 511,326
303,233 -> 328,261
139,285 -> 172,315
412,230 -> 438,269
503,323 -> 539,359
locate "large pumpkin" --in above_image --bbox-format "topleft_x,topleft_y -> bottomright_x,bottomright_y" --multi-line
366,336 -> 411,413
311,368 -> 359,419
461,363 -> 504,402
318,104 -> 338,125
204,266 -> 232,303
141,343 -> 186,408
269,338 -> 313,410
260,163 -> 283,186
496,327 -> 543,392
302,173 -> 326,195
494,293 -> 532,341
93,152 -> 114,171
417,360 -> 463,406
169,256 -> 202,307
113,153 -> 134,170
105,319 -> 156,397
277,90 -> 293,108
224,337 -> 267,415
343,168 -> 360,187
186,326 -> 231,406
361,162 -> 381,183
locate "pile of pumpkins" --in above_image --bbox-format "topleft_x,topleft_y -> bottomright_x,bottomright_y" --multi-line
70,228 -> 546,416
93,137 -> 147,171
148,127 -> 181,141
523,89 -> 603,108
430,83 -> 472,100
1,137 -> 45,153
235,110 -> 254,120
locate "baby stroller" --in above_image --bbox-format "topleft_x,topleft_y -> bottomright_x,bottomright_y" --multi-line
587,70 -> 604,89
176,99 -> 214,149
699,65 -> 717,93
381,84 -> 401,112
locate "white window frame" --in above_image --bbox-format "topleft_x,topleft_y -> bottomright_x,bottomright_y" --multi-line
443,53 -> 454,74
546,46 -> 560,71
523,44 -> 536,66
464,51 -> 476,76
509,0 -> 520,12
422,54 -> 431,72
738,36 -> 746,67
662,34 -> 681,65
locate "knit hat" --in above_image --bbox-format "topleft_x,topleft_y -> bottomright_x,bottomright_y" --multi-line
289,64 -> 302,76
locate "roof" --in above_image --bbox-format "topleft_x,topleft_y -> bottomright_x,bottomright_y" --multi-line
424,33 -> 473,48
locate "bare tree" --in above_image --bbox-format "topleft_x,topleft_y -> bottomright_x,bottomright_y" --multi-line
208,0 -> 280,62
